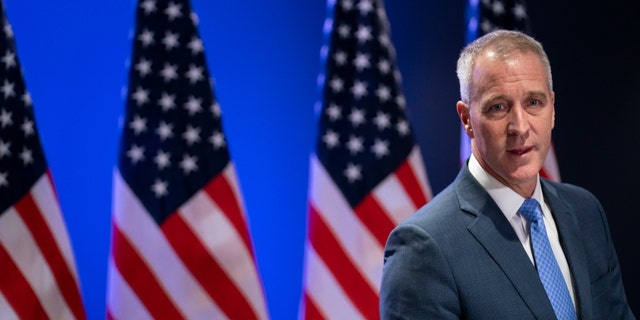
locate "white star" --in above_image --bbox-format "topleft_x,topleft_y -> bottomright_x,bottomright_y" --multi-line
378,59 -> 391,74
131,86 -> 149,106
185,64 -> 204,84
344,163 -> 362,182
156,121 -> 174,140
378,33 -> 390,48
160,63 -> 178,82
492,0 -> 505,15
162,31 -> 180,50
154,150 -> 171,170
349,108 -> 366,126
375,85 -> 391,102
129,115 -> 147,135
322,130 -> 340,148
188,36 -> 204,55
346,135 -> 364,154
337,24 -> 350,38
210,130 -> 225,149
325,103 -> 341,121
140,0 -> 157,14
0,139 -> 10,158
21,119 -> 34,136
180,154 -> 198,174
481,19 -> 493,33
357,0 -> 374,15
190,12 -> 199,26
19,147 -> 33,165
151,179 -> 168,198
3,22 -> 13,39
329,77 -> 344,93
1,80 -> 15,99
341,0 -> 354,11
135,58 -> 152,77
333,50 -> 347,66
0,171 -> 7,187
184,96 -> 202,115
165,2 -> 183,21
2,50 -> 16,69
182,125 -> 201,145
371,139 -> 389,158
353,52 -> 370,71
211,102 -> 221,118
513,4 -> 528,20
373,112 -> 391,130
158,92 -> 176,111
22,92 -> 32,107
355,25 -> 372,43
396,119 -> 410,136
0,108 -> 12,128
351,80 -> 368,99
138,29 -> 154,47
396,94 -> 407,109
126,144 -> 145,163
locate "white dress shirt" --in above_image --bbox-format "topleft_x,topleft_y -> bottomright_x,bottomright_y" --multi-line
468,154 -> 576,307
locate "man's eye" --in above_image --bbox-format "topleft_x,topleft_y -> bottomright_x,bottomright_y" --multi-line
529,99 -> 541,106
491,104 -> 505,111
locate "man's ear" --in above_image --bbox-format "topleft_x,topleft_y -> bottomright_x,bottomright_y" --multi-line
457,101 -> 474,138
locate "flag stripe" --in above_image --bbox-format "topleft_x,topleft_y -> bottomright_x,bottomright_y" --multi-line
0,291 -> 20,320
396,156 -> 428,208
309,204 -> 379,320
353,195 -> 395,247
14,192 -> 85,320
203,171 -> 254,256
162,212 -> 257,320
302,292 -> 325,320
0,242 -> 47,319
111,224 -> 184,320
106,253 -> 155,320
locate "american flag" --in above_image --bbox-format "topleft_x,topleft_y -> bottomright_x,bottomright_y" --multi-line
300,0 -> 432,318
0,3 -> 86,319
461,0 -> 561,181
106,0 -> 268,319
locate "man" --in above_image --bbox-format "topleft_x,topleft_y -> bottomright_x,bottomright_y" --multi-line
380,30 -> 635,319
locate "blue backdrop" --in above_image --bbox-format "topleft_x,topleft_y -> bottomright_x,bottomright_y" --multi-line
5,0 -> 639,319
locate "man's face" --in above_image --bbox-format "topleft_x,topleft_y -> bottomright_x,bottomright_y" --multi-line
459,50 -> 555,195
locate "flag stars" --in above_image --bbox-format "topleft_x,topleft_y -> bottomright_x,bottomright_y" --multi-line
184,96 -> 203,115
341,0 -> 354,11
349,108 -> 366,126
492,0 -> 505,15
182,125 -> 201,145
154,150 -> 171,170
351,80 -> 368,99
211,102 -> 221,118
375,85 -> 391,102
0,171 -> 7,187
373,112 -> 391,130
0,108 -> 12,127
325,103 -> 341,121
21,119 -> 34,137
1,80 -> 15,99
344,163 -> 362,182
179,154 -> 198,174
160,63 -> 178,82
127,144 -> 145,164
2,50 -> 15,69
357,0 -> 374,15
329,77 -> 344,93
322,130 -> 340,149
333,50 -> 347,66
140,0 -> 157,14
135,58 -> 153,77
377,59 -> 391,74
156,121 -> 174,140
337,24 -> 350,38
132,86 -> 150,106
138,29 -> 154,47
353,53 -> 370,71
371,139 -> 390,158
3,22 -> 13,39
22,92 -> 32,107
355,25 -> 372,43
513,3 -> 527,19
164,2 -> 183,21
158,92 -> 176,111
185,64 -> 204,83
188,36 -> 204,55
129,115 -> 148,135
0,139 -> 10,158
346,135 -> 364,154
151,178 -> 168,198
210,130 -> 225,149
396,119 -> 410,136
19,147 -> 33,165
162,31 -> 180,50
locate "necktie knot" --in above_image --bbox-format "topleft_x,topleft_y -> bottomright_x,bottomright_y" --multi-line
520,198 -> 543,222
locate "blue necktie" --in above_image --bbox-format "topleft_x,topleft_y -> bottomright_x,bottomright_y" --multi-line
519,198 -> 577,320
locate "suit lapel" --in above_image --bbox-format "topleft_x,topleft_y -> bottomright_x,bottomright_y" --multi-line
542,181 -> 593,320
455,167 -> 557,319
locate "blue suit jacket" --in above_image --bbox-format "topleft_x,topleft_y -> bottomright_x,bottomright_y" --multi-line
380,164 -> 635,319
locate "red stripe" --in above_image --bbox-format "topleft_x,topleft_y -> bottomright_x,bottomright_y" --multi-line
395,159 -> 428,208
14,192 -> 87,320
539,168 -> 551,180
303,291 -> 326,320
354,194 -> 395,247
308,203 -> 380,320
162,212 -> 258,320
106,307 -> 115,320
0,242 -> 48,319
203,173 -> 254,256
111,223 -> 184,320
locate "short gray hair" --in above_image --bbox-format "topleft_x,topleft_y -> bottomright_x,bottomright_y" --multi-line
456,30 -> 553,103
